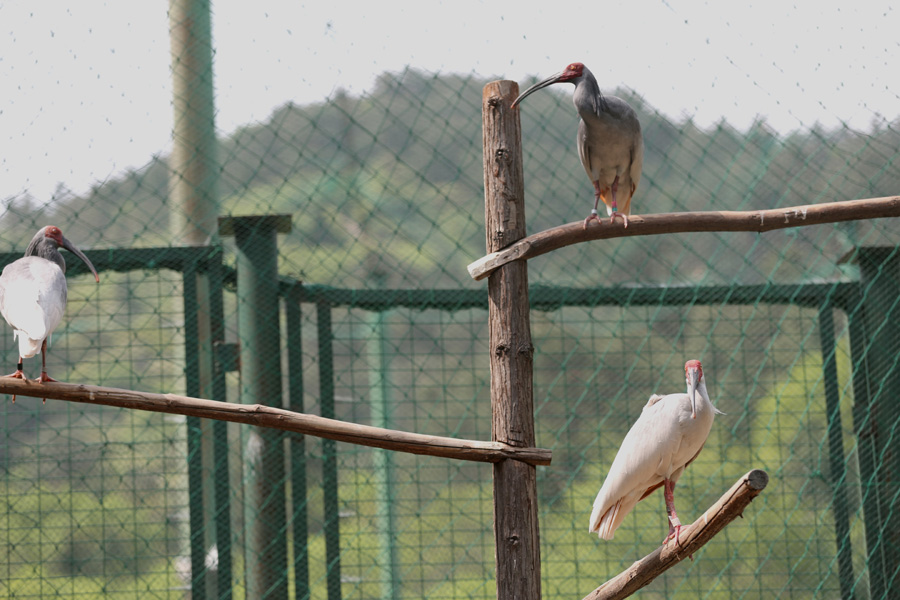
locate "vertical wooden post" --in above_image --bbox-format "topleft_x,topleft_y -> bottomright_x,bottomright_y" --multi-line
482,80 -> 541,600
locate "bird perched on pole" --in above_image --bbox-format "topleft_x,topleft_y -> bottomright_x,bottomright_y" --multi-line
0,226 -> 99,402
589,360 -> 721,551
512,62 -> 643,229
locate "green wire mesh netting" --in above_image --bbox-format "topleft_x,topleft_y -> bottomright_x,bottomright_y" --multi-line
2,27 -> 900,600
0,270 -> 190,596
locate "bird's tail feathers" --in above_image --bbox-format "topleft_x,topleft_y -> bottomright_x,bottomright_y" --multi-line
589,491 -> 645,540
589,498 -> 624,540
14,330 -> 43,359
619,193 -> 633,217
598,189 -> 633,217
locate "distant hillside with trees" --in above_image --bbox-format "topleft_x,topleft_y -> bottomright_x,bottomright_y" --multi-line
3,69 -> 897,289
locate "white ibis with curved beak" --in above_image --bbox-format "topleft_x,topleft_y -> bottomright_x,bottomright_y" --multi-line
0,226 -> 99,401
589,360 -> 722,551
512,62 -> 643,229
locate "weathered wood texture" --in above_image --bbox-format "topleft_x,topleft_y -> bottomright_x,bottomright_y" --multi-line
0,378 -> 551,466
468,195 -> 900,280
584,469 -> 769,600
484,80 -> 542,600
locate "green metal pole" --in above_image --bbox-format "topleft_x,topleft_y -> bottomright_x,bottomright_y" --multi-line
220,215 -> 292,600
846,292 -> 885,600
848,246 -> 900,599
183,262 -> 207,599
818,303 -> 856,599
286,285 -> 310,600
168,0 -> 218,244
169,1 -> 219,597
368,310 -> 398,600
206,249 -> 233,599
317,300 -> 342,600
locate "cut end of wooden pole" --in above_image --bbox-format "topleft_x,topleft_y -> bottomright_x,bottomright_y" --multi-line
482,79 -> 520,103
467,251 -> 501,280
746,468 -> 769,491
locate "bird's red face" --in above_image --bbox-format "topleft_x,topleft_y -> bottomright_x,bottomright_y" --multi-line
512,62 -> 586,108
558,62 -> 585,82
684,359 -> 702,379
44,226 -> 64,246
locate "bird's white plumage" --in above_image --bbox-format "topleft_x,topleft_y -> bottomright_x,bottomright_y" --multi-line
0,256 -> 68,358
0,226 -> 97,389
589,364 -> 719,539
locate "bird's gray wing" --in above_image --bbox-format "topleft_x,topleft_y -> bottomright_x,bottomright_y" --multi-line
630,130 -> 644,194
576,121 -> 594,181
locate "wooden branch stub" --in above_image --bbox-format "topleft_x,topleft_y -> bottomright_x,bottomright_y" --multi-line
483,79 -> 527,251
467,195 -> 900,280
0,378 -> 551,466
584,469 -> 769,600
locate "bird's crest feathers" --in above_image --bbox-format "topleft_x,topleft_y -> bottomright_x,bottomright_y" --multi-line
644,393 -> 665,409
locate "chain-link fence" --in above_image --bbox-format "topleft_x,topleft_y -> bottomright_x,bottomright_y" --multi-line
2,4 -> 900,599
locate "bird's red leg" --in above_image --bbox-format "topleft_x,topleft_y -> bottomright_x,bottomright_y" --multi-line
37,340 -> 56,403
663,478 -> 693,560
608,175 -> 629,228
38,340 -> 57,383
583,181 -> 605,229
5,358 -> 26,380
5,357 -> 27,403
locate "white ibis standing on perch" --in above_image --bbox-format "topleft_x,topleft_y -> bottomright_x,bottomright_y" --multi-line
512,62 -> 643,229
0,226 -> 99,402
589,360 -> 722,551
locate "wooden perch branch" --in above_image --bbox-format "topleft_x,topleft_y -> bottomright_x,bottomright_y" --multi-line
0,378 -> 551,466
468,195 -> 900,280
583,469 -> 769,600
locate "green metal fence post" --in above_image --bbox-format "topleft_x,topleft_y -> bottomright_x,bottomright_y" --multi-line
220,215 -> 292,600
317,300 -> 342,600
847,246 -> 900,599
286,284 -> 310,600
368,309 -> 398,600
168,0 -> 218,244
169,1 -> 220,596
818,303 -> 856,599
206,248 -> 233,599
183,261 -> 208,599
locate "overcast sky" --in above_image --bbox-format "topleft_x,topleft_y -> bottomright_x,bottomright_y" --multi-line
1,0 -> 897,203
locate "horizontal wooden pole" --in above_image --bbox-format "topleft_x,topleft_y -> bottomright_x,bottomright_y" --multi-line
0,378 -> 552,466
584,469 -> 769,600
468,195 -> 900,280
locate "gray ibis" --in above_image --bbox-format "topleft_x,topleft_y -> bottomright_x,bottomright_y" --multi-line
0,226 -> 99,402
512,62 -> 643,228
589,360 -> 722,552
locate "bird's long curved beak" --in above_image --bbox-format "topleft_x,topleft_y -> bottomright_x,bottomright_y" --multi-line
512,72 -> 565,108
687,366 -> 700,419
62,237 -> 100,283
